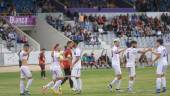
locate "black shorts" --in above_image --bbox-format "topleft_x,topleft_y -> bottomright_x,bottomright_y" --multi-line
39,64 -> 45,70
19,60 -> 22,67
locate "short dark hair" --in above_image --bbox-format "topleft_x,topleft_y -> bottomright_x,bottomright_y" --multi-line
114,41 -> 118,44
157,39 -> 164,45
41,48 -> 46,51
54,43 -> 59,49
23,43 -> 29,48
67,41 -> 73,45
130,40 -> 137,46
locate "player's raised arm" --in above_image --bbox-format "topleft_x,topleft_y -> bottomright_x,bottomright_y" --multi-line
138,48 -> 152,54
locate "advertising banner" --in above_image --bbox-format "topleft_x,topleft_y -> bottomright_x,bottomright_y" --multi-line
6,16 -> 36,26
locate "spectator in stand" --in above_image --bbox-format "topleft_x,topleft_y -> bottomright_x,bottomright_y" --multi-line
139,53 -> 148,68
22,35 -> 28,44
97,54 -> 110,68
89,53 -> 98,69
81,53 -> 89,69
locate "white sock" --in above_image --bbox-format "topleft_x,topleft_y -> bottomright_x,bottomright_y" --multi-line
116,80 -> 121,89
45,81 -> 54,89
156,78 -> 161,89
77,78 -> 82,91
110,77 -> 118,85
128,80 -> 134,89
161,77 -> 166,88
72,77 -> 78,90
53,80 -> 62,91
26,79 -> 33,91
20,80 -> 25,93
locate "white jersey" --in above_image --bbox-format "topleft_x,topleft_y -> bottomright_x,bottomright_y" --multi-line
111,46 -> 120,65
156,46 -> 168,66
51,51 -> 60,67
72,47 -> 81,69
125,47 -> 138,67
20,50 -> 29,61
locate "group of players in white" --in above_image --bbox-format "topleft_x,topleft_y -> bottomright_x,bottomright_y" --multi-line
19,41 -> 82,96
108,38 -> 168,94
19,38 -> 168,95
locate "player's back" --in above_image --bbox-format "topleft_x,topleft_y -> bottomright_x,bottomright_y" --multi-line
156,46 -> 168,65
111,46 -> 120,65
52,51 -> 60,67
72,47 -> 81,69
20,50 -> 29,65
125,48 -> 138,67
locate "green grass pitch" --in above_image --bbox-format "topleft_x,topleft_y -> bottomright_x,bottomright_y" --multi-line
0,67 -> 169,96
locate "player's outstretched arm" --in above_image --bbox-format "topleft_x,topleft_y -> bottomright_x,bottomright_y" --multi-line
114,48 -> 126,54
118,48 -> 126,54
138,48 -> 152,54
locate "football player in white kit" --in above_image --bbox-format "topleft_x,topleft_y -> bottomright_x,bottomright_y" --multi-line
71,42 -> 82,94
42,44 -> 63,95
125,40 -> 151,92
20,44 -> 33,95
108,39 -> 125,92
151,39 -> 168,93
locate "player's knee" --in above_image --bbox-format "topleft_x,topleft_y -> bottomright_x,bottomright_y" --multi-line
53,79 -> 57,82
156,74 -> 161,78
21,78 -> 25,80
161,74 -> 165,77
130,77 -> 134,80
117,75 -> 122,80
28,77 -> 32,79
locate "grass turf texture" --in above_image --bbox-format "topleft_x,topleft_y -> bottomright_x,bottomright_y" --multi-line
0,67 -> 169,96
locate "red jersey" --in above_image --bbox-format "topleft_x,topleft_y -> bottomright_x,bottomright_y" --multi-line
63,48 -> 72,69
39,52 -> 45,64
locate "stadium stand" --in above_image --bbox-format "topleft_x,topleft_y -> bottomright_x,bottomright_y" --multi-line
0,17 -> 29,52
135,0 -> 170,12
58,0 -> 132,8
45,13 -> 170,48
45,15 -> 101,48
0,0 -> 35,16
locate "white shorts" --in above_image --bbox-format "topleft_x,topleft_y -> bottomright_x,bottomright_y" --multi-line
71,68 -> 81,77
20,66 -> 32,79
112,65 -> 122,75
51,66 -> 63,80
127,66 -> 136,77
156,65 -> 167,75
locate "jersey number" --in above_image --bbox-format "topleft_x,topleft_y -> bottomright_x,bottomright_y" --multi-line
127,52 -> 129,59
163,49 -> 167,57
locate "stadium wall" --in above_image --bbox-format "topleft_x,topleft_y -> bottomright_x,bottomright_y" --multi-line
29,18 -> 70,50
82,12 -> 170,19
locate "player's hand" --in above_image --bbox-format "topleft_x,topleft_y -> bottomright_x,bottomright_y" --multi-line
70,64 -> 73,70
148,48 -> 152,51
150,61 -> 155,65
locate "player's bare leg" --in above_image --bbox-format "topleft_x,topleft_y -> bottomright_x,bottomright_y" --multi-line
161,74 -> 166,93
156,74 -> 162,93
108,74 -> 122,92
20,78 -> 25,95
128,76 -> 135,93
42,80 -> 55,94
